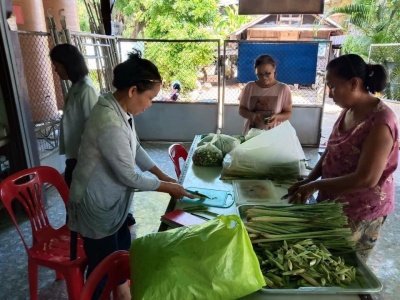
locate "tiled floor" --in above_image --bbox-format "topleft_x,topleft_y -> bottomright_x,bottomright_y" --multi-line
0,142 -> 399,300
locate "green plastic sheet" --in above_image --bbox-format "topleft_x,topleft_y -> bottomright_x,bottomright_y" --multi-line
130,215 -> 265,300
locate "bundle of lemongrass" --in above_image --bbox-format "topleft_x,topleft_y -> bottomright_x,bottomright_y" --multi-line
244,201 -> 355,253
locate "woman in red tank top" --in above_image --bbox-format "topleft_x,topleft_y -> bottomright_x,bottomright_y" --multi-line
288,54 -> 398,261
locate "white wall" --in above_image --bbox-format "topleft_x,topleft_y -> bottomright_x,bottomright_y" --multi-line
135,102 -> 322,146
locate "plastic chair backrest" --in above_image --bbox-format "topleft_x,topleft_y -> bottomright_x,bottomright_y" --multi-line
0,166 -> 69,251
168,144 -> 188,178
80,250 -> 130,300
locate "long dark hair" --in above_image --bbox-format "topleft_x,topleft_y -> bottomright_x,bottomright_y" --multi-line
327,54 -> 387,94
112,50 -> 162,92
50,44 -> 88,83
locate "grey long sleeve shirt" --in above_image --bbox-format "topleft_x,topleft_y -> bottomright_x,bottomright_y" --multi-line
68,92 -> 160,239
59,76 -> 98,159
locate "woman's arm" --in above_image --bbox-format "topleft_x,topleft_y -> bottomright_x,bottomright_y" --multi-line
291,124 -> 394,203
98,127 -> 192,199
135,144 -> 177,183
149,165 -> 177,183
238,105 -> 255,120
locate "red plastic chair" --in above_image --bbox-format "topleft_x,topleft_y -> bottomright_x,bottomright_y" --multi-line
0,166 -> 87,300
168,143 -> 188,178
80,250 -> 130,300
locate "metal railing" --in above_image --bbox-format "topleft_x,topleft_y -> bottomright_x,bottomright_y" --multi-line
70,31 -> 119,93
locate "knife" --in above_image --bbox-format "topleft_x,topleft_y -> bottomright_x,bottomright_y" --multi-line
185,189 -> 211,199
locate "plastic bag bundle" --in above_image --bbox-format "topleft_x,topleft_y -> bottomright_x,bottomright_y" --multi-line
130,215 -> 265,300
198,133 -> 240,155
221,121 -> 305,180
192,133 -> 224,166
244,128 -> 264,141
192,142 -> 223,166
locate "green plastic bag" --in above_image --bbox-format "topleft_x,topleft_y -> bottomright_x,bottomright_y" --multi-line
130,215 -> 265,300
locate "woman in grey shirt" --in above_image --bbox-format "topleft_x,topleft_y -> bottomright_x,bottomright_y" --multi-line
50,44 -> 98,187
68,51 -> 193,299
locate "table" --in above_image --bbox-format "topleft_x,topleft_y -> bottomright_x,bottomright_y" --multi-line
160,135 -> 374,300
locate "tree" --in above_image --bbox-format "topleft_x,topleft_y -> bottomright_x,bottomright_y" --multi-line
214,5 -> 252,39
77,0 -> 90,32
114,0 -> 219,90
328,0 -> 400,99
115,1 -> 254,92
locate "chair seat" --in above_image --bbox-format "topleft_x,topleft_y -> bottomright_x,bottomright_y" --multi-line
29,227 -> 86,266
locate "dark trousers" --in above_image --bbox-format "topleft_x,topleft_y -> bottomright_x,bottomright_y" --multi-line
64,158 -> 77,188
64,159 -> 78,259
83,219 -> 131,300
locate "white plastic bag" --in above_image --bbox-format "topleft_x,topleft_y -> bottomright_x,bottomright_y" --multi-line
221,121 -> 305,179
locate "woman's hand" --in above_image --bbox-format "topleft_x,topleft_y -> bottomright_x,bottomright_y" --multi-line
288,178 -> 311,195
288,181 -> 318,204
266,114 -> 281,129
158,182 -> 194,199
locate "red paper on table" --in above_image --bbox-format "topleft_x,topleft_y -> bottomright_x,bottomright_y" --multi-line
160,209 -> 206,228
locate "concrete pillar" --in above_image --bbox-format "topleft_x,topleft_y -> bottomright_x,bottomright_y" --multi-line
13,0 -> 58,122
42,0 -> 79,32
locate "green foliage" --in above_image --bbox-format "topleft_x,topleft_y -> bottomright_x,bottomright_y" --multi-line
341,35 -> 371,59
114,1 -> 252,90
143,41 -> 215,90
214,5 -> 253,39
115,0 -> 221,89
328,0 -> 400,100
77,0 -> 90,32
369,46 -> 400,100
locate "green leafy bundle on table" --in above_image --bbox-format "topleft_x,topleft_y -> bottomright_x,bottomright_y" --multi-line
193,133 -> 240,166
192,142 -> 223,166
257,239 -> 356,288
243,202 -> 358,288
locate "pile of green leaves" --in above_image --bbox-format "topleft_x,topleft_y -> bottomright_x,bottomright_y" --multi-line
244,202 -> 358,288
192,143 -> 223,166
257,239 -> 357,288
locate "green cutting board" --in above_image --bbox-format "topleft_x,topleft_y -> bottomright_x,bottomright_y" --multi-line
181,187 -> 234,208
